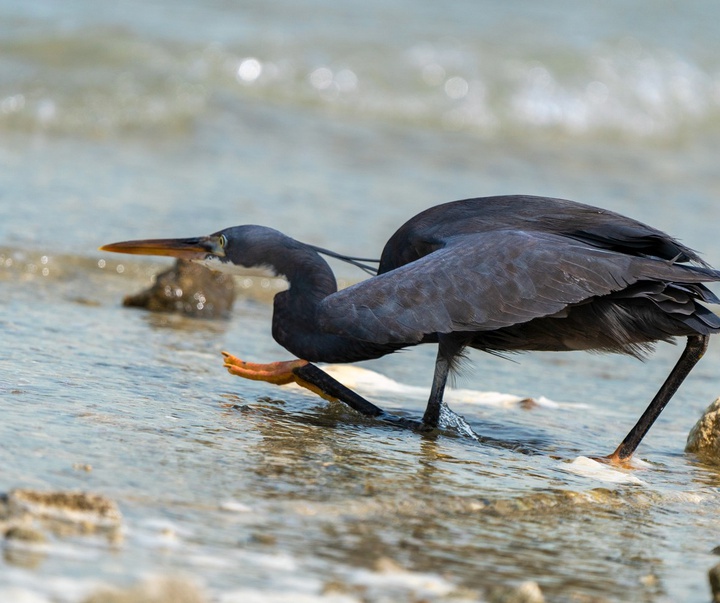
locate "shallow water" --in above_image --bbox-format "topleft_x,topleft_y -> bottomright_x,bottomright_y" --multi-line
3,1 -> 720,601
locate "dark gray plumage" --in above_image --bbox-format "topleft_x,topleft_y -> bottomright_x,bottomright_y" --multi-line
322,196 -> 720,358
100,195 -> 720,461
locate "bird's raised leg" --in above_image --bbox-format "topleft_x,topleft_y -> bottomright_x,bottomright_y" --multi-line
222,352 -> 385,417
607,334 -> 709,465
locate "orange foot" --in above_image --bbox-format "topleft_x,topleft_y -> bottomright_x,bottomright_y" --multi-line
591,446 -> 639,469
221,352 -> 338,402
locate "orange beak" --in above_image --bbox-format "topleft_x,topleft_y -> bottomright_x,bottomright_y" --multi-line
99,235 -> 225,261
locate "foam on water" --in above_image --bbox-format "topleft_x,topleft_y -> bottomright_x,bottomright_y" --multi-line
563,456 -> 647,485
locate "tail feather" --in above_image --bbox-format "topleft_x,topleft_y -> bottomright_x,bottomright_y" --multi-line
684,304 -> 720,333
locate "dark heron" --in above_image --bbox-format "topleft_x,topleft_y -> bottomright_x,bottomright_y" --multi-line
100,195 -> 720,463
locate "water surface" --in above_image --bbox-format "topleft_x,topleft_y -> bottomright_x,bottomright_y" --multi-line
2,1 -> 720,601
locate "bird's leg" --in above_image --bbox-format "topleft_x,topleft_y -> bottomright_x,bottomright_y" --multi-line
422,348 -> 451,428
292,363 -> 386,417
607,334 -> 709,464
221,352 -> 384,417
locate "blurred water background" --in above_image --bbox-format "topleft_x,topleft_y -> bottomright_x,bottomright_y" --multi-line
2,1 -> 720,601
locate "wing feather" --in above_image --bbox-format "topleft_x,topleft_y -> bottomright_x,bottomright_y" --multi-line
318,230 -> 720,345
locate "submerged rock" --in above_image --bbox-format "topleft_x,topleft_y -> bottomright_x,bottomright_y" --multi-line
487,581 -> 545,603
123,259 -> 235,318
709,562 -> 720,603
685,397 -> 720,461
1,488 -> 123,566
83,576 -> 207,603
6,488 -> 121,529
83,577 -> 207,603
4,525 -> 46,544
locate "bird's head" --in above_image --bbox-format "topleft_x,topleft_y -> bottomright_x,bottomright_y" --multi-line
101,224 -> 379,276
99,225 -> 278,276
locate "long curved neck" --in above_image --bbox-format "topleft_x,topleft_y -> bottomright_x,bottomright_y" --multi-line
267,236 -> 338,300
267,237 -> 342,360
219,226 -> 393,362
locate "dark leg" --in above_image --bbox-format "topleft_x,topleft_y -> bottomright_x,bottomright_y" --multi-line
422,348 -> 451,428
292,362 -> 385,417
609,334 -> 709,463
292,364 -> 423,429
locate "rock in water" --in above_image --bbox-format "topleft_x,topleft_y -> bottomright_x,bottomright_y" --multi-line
686,397 -> 720,462
709,562 -> 720,603
123,259 -> 235,318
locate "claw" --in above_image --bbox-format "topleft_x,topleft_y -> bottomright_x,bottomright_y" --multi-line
591,447 -> 640,469
222,352 -> 307,384
221,352 -> 338,402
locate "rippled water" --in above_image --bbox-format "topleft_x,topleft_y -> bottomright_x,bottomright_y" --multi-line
3,1 -> 720,601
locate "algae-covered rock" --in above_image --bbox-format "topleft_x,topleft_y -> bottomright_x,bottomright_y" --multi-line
1,488 -> 123,562
7,488 -> 121,530
123,259 -> 235,318
487,581 -> 545,603
685,397 -> 720,461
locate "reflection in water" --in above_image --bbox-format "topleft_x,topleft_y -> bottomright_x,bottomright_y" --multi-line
213,389 -> 680,601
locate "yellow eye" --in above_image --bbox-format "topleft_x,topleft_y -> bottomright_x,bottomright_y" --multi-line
219,234 -> 227,247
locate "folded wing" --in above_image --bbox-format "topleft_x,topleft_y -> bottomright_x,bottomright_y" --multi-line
319,230 -> 720,345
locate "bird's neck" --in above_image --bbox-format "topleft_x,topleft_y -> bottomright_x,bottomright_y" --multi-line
268,241 -> 340,359
272,240 -> 338,300
269,237 -> 393,363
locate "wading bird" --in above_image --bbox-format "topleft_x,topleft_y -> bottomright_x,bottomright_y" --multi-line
100,195 -> 720,463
